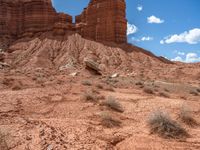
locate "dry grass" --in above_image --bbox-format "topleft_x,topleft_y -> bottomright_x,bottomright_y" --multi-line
143,87 -> 154,94
190,90 -> 199,96
104,86 -> 115,92
180,105 -> 198,127
147,110 -> 188,139
82,90 -> 97,102
100,112 -> 121,128
103,96 -> 124,112
96,83 -> 104,89
0,132 -> 8,150
12,84 -> 21,91
81,80 -> 92,86
158,91 -> 170,98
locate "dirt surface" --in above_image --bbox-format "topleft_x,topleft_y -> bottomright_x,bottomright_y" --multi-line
0,33 -> 200,150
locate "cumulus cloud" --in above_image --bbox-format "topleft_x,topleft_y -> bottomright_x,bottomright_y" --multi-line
137,5 -> 143,11
171,52 -> 200,63
185,53 -> 200,63
171,56 -> 183,62
130,36 -> 153,42
147,15 -> 164,24
141,36 -> 153,41
160,28 -> 200,44
127,23 -> 138,35
173,50 -> 185,56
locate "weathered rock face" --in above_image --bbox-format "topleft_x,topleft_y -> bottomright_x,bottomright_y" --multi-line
0,0 -> 57,36
76,0 -> 127,43
0,0 -> 127,49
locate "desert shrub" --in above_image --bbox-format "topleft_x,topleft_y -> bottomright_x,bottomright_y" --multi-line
135,81 -> 143,86
104,86 -> 115,92
196,88 -> 200,93
180,105 -> 198,127
82,90 -> 97,102
103,96 -> 124,112
96,83 -> 104,89
143,87 -> 154,94
189,90 -> 198,96
12,84 -> 21,91
147,110 -> 188,139
159,92 -> 170,98
100,112 -> 121,128
81,80 -> 92,86
0,132 -> 8,150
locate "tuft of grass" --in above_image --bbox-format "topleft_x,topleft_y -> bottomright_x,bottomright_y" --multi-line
100,112 -> 121,128
81,80 -> 92,86
135,81 -> 143,86
180,105 -> 198,127
96,83 -> 104,89
104,86 -> 115,92
0,132 -> 8,150
82,90 -> 97,102
12,84 -> 21,91
143,87 -> 154,94
189,90 -> 198,96
103,96 -> 124,112
159,92 -> 170,98
147,110 -> 188,139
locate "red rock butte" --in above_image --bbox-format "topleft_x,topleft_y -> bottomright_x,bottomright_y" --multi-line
0,0 -> 127,48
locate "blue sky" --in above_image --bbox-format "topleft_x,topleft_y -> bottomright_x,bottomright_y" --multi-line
52,0 -> 200,63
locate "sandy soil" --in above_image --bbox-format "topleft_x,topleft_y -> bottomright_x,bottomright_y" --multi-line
0,33 -> 200,150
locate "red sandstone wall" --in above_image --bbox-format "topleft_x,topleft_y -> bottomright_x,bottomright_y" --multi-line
0,0 -> 59,37
0,0 -> 127,48
76,0 -> 127,43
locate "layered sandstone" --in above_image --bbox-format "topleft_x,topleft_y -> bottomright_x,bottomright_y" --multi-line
0,0 -> 127,49
76,0 -> 127,43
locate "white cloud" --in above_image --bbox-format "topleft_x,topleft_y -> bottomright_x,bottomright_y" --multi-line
147,15 -> 164,24
177,52 -> 185,56
127,23 -> 138,35
185,53 -> 200,63
130,36 -> 153,42
137,5 -> 143,11
130,37 -> 140,42
171,52 -> 200,63
171,56 -> 183,62
160,40 -> 164,44
160,28 -> 200,44
141,36 -> 153,41
173,50 -> 185,56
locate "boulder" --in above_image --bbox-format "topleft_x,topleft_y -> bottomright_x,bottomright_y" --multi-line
84,58 -> 102,75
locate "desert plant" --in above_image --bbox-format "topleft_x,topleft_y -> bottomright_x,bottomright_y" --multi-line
147,110 -> 188,139
103,96 -> 124,112
159,92 -> 170,98
180,105 -> 198,127
96,83 -> 103,89
82,90 -> 97,102
104,86 -> 115,92
189,90 -> 198,96
12,84 -> 21,91
81,80 -> 92,86
135,81 -> 143,86
0,132 -> 8,150
143,87 -> 154,94
100,112 -> 121,128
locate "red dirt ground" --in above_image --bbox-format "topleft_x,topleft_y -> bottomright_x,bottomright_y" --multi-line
0,33 -> 200,150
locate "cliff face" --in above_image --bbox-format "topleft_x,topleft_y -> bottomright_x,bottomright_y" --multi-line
76,0 -> 127,43
0,0 -> 127,49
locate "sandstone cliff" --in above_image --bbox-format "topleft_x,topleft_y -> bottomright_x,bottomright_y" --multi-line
0,0 -> 127,49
